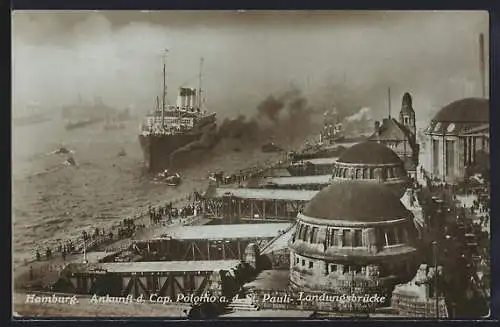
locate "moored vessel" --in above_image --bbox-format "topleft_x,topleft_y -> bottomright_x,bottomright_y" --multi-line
138,52 -> 217,173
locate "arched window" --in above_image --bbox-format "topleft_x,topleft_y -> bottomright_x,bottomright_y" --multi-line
298,224 -> 305,240
343,230 -> 353,247
355,168 -> 362,179
304,225 -> 311,242
311,227 -> 319,243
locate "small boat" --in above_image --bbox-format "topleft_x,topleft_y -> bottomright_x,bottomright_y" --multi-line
63,156 -> 77,166
52,145 -> 73,155
153,169 -> 181,186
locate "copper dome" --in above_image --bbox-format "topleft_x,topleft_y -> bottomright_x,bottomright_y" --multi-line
337,141 -> 403,165
302,181 -> 411,223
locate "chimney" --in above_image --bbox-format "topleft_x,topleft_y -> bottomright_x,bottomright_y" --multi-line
479,33 -> 486,98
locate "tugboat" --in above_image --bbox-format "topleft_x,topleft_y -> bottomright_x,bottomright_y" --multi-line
138,51 -> 217,173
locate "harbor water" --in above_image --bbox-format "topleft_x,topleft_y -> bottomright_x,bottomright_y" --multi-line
12,119 -> 289,267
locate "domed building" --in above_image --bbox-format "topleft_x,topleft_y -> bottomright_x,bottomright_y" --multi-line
289,182 -> 420,309
425,98 -> 489,183
331,141 -> 410,198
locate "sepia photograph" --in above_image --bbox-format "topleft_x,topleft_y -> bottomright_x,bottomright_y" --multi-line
11,10 -> 490,319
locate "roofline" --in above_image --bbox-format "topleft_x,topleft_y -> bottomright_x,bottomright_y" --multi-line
297,213 -> 409,227
335,162 -> 403,168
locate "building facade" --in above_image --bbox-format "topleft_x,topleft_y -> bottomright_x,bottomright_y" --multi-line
288,182 -> 420,309
369,92 -> 420,176
425,98 -> 489,184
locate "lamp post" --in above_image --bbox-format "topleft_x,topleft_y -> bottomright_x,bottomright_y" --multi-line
83,238 -> 88,264
432,240 -> 439,319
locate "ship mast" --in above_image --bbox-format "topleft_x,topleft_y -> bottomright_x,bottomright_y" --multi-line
161,49 -> 169,127
198,57 -> 204,109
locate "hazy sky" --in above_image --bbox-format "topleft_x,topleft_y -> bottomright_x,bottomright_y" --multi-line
12,10 -> 489,122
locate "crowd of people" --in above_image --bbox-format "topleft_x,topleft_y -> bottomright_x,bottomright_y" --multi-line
148,200 -> 204,225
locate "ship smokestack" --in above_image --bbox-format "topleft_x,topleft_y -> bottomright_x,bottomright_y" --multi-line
191,89 -> 197,109
479,33 -> 486,98
177,88 -> 188,108
186,88 -> 193,107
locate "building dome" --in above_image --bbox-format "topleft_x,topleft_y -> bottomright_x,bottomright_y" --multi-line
303,181 -> 410,223
431,98 -> 489,123
426,98 -> 489,137
289,180 -> 419,307
337,141 -> 402,165
332,142 -> 409,198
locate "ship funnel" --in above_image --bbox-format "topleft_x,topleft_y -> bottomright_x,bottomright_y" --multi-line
191,89 -> 197,109
177,88 -> 188,108
185,90 -> 191,107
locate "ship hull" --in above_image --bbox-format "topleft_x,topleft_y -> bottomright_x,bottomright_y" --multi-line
139,123 -> 217,173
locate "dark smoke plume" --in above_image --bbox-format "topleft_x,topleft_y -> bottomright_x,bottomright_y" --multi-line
257,95 -> 284,123
216,88 -> 318,146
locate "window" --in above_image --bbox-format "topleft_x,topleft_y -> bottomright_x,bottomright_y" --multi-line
362,168 -> 368,179
386,228 -> 397,245
311,227 -> 319,243
342,265 -> 349,274
330,264 -> 337,273
343,230 -> 353,247
369,168 -> 374,179
309,261 -> 314,268
296,257 -> 300,264
381,168 -> 387,180
354,230 -> 363,247
302,260 -> 305,266
304,225 -> 311,242
355,169 -> 361,179
333,229 -> 340,246
297,224 -> 304,240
